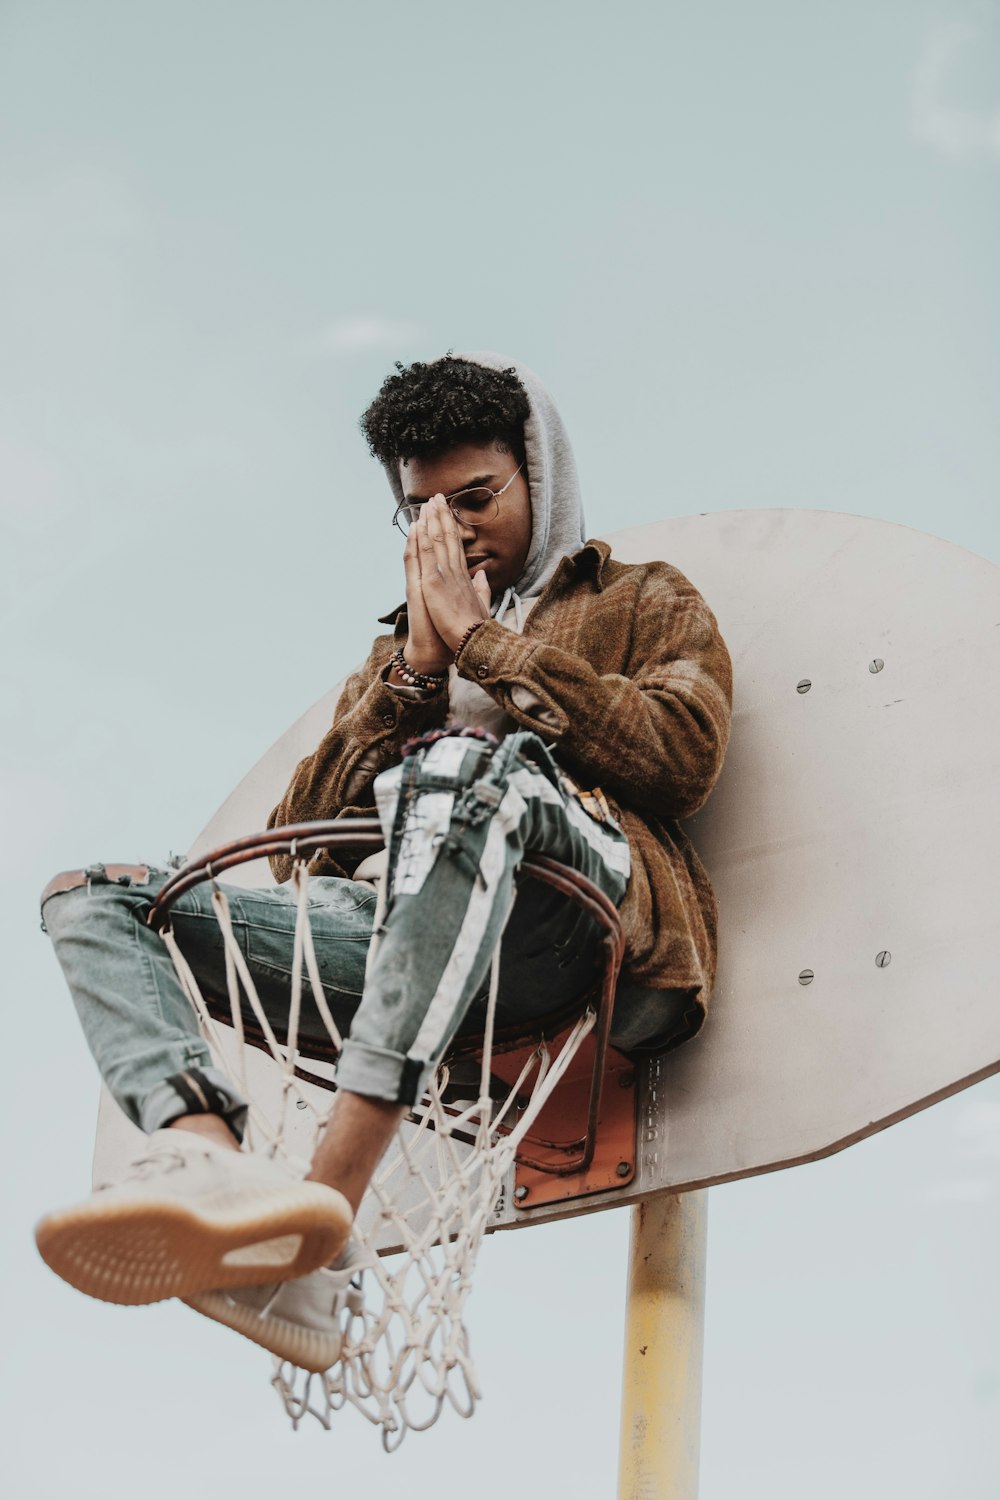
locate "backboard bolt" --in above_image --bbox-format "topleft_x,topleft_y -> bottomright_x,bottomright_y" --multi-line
869,658 -> 885,673
798,969 -> 815,985
616,1161 -> 632,1178
876,950 -> 892,968
514,1185 -> 529,1202
796,679 -> 812,694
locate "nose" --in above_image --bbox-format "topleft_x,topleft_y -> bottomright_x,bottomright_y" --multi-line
453,511 -> 478,540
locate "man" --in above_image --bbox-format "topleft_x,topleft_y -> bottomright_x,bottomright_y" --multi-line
36,352 -> 732,1373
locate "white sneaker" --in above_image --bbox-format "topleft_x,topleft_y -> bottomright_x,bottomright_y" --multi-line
184,1237 -> 373,1373
35,1129 -> 353,1307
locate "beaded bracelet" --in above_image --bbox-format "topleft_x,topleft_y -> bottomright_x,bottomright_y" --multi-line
388,648 -> 448,691
453,620 -> 485,660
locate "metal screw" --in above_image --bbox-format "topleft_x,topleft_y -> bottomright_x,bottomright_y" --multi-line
619,1072 -> 636,1090
295,1099 -> 308,1110
876,951 -> 892,968
798,969 -> 814,986
796,679 -> 812,694
869,658 -> 884,674
514,1185 -> 529,1202
616,1161 -> 632,1178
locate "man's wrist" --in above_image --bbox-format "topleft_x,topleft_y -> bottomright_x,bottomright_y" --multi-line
389,648 -> 448,691
403,641 -> 452,676
382,661 -> 445,700
453,620 -> 486,660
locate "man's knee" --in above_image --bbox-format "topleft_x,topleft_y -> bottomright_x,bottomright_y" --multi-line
399,726 -> 501,773
374,729 -> 493,820
40,864 -> 152,919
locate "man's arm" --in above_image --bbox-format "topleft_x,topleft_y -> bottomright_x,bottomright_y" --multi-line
453,565 -> 732,821
266,636 -> 448,868
266,497 -> 486,882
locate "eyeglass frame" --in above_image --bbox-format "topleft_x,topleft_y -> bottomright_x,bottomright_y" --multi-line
391,463 -> 524,535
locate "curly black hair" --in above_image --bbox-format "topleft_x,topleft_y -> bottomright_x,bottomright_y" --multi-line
359,355 -> 530,468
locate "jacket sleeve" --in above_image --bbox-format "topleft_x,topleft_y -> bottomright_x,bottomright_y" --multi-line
453,567 -> 732,820
266,634 -> 448,879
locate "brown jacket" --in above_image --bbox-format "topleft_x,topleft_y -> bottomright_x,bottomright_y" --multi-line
269,540 -> 732,1048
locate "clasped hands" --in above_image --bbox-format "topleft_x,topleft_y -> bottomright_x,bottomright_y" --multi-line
401,495 -> 491,677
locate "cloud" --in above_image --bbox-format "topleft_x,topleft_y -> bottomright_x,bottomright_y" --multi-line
304,315 -> 425,358
910,20 -> 1000,161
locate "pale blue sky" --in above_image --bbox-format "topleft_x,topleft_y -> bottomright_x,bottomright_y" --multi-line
2,2 -> 998,1496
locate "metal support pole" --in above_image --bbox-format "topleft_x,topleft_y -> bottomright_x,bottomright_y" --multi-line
617,1190 -> 708,1500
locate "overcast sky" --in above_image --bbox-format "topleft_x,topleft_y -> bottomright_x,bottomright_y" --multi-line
2,3 -> 998,1496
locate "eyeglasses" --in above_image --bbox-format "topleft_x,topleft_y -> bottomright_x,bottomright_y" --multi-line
392,464 -> 523,535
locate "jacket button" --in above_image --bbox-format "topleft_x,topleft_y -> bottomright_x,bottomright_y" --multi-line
382,713 -> 394,726
475,665 -> 488,679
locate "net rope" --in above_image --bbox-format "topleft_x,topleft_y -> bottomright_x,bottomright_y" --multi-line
160,858 -> 598,1448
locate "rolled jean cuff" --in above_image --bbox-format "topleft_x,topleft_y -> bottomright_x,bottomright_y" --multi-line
336,1038 -> 432,1107
140,1065 -> 250,1142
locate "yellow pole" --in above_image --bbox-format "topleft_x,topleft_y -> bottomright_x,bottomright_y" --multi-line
617,1190 -> 708,1500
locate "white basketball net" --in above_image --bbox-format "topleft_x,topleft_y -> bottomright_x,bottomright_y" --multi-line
160,859 -> 597,1449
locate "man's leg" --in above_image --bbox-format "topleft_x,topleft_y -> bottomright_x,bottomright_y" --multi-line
42,866 -> 247,1142
37,866 -> 375,1303
41,866 -> 376,1140
304,729 -> 631,1200
184,729 -> 630,1370
307,1093 -> 406,1214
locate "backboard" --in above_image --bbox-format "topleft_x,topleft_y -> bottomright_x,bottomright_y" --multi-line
94,508 -> 1000,1230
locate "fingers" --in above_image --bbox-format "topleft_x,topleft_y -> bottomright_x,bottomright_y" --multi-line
404,522 -> 424,588
431,495 -> 468,572
412,499 -> 438,572
409,498 -> 487,650
404,523 -> 432,617
472,568 -> 491,614
418,495 -> 466,576
403,520 -> 451,669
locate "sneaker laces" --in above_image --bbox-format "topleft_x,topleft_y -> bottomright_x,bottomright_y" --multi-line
130,1149 -> 192,1177
95,1145 -> 193,1192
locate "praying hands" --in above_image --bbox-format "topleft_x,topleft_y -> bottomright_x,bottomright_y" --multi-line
398,495 -> 491,677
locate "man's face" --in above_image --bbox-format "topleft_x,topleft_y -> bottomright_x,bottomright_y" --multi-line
398,440 -> 532,598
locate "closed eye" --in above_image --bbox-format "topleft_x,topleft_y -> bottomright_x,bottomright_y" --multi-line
450,489 -> 495,512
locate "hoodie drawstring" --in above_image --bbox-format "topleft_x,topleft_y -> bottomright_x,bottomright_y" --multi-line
493,586 -> 525,633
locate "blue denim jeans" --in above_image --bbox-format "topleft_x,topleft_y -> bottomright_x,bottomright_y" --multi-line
43,730 -> 677,1138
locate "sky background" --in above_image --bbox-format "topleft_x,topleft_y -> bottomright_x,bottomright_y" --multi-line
2,1 -> 999,1495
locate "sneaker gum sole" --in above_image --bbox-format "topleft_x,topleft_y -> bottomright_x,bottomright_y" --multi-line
184,1287 -> 344,1374
35,1184 -> 352,1307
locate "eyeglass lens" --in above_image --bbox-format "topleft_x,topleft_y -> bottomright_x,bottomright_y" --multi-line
396,490 -> 500,533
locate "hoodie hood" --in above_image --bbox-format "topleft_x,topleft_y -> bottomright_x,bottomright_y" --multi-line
384,351 -> 587,602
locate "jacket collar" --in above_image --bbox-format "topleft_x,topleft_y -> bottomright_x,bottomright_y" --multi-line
377,538 -> 611,626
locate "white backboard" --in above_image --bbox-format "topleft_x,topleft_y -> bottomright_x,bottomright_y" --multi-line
95,509 -> 1000,1228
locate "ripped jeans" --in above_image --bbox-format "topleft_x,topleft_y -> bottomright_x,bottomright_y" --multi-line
43,731 -> 635,1138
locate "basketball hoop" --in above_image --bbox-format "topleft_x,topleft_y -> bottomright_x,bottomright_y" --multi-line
149,820 -> 624,1448
82,509 -> 1000,1485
